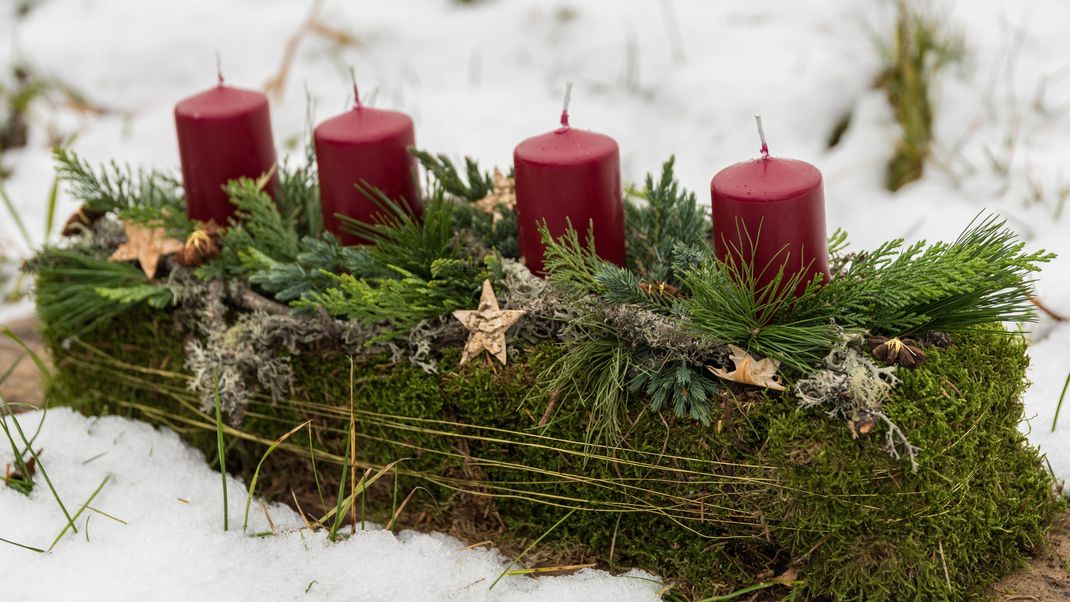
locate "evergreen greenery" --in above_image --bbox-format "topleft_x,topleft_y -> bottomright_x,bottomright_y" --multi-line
29,147 -> 1055,466
624,156 -> 710,285
53,147 -> 190,235
25,144 -> 1065,600
410,149 -> 493,202
43,312 -> 1063,601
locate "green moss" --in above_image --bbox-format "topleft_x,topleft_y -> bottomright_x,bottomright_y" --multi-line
44,312 -> 1061,600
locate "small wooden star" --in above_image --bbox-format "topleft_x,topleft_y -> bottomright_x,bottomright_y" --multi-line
471,168 -> 516,224
452,279 -> 526,366
109,221 -> 185,280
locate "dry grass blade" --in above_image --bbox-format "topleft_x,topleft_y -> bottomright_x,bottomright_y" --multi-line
489,508 -> 576,590
242,419 -> 312,533
504,563 -> 597,576
384,486 -> 432,532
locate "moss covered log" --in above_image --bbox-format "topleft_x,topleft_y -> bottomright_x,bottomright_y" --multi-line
41,308 -> 1061,600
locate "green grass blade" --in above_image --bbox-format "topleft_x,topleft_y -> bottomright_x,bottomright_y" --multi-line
213,368 -> 229,531
5,407 -> 78,534
1,327 -> 53,381
0,181 -> 33,249
1051,369 -> 1070,432
489,508 -> 576,590
0,535 -> 45,554
242,420 -> 311,533
44,172 -> 60,240
327,429 -> 352,542
48,474 -> 110,551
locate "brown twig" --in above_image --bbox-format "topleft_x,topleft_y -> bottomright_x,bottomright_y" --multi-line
1031,295 -> 1068,322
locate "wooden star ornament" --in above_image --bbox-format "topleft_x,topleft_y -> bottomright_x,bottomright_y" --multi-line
471,168 -> 516,224
453,279 -> 526,366
109,221 -> 185,280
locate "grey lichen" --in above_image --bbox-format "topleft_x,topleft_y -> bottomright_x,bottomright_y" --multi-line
795,334 -> 920,472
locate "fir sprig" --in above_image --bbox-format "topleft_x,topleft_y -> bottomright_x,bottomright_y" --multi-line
197,173 -> 300,280
624,156 -> 711,285
410,149 -> 493,201
630,350 -> 720,425
244,234 -> 377,303
54,147 -> 190,235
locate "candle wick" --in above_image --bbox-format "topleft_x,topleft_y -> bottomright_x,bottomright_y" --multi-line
559,81 -> 573,128
216,51 -> 224,86
755,114 -> 769,159
350,66 -> 362,109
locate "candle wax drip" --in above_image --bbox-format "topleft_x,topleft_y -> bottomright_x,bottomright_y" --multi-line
760,142 -> 769,160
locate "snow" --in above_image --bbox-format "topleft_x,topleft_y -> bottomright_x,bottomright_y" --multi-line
0,408 -> 661,601
1,0 -> 1069,595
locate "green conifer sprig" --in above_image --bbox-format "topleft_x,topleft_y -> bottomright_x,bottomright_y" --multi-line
275,153 -> 322,239
54,147 -> 190,234
629,350 -> 720,425
339,185 -> 458,280
295,257 -> 492,340
410,149 -> 493,201
27,248 -> 172,335
808,214 -> 1053,334
243,234 -> 376,303
624,156 -> 711,285
197,174 -> 300,280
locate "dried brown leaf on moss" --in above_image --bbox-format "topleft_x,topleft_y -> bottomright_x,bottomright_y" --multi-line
708,344 -> 786,391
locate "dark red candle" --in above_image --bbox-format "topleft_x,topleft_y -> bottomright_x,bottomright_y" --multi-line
175,73 -> 277,225
710,117 -> 830,296
314,82 -> 420,245
513,85 -> 625,275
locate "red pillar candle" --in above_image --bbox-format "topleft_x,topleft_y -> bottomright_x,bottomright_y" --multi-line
710,117 -> 830,296
175,72 -> 277,225
513,85 -> 626,275
314,81 -> 420,245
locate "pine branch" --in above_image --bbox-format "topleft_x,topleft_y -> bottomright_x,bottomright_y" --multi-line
26,247 -> 173,334
680,254 -> 836,373
339,187 -> 459,280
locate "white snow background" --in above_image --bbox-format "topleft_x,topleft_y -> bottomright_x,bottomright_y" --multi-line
0,0 -> 1068,599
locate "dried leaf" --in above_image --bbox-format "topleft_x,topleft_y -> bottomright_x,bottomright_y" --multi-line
709,345 -> 786,391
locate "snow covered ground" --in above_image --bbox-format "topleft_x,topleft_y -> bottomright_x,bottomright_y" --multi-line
0,409 -> 661,601
1,0 -> 1069,597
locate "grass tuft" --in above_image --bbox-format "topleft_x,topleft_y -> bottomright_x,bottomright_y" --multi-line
879,0 -> 964,191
